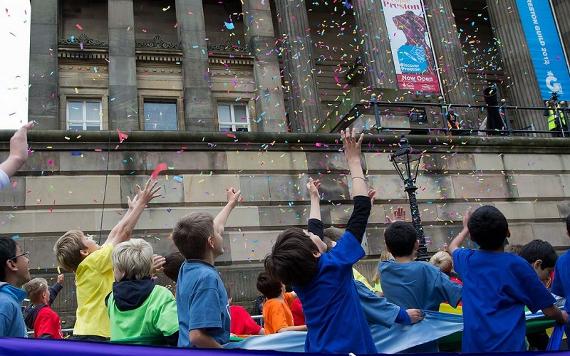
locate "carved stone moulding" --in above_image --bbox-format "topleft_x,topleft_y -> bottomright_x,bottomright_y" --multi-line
58,34 -> 108,48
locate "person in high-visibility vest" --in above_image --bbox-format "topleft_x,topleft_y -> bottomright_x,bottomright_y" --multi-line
544,94 -> 567,137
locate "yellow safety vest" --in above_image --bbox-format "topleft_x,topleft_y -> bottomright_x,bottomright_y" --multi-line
547,108 -> 566,130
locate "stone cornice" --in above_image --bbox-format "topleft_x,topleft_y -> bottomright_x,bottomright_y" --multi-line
1,131 -> 569,154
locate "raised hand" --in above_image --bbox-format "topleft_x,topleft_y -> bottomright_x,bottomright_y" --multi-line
128,178 -> 162,209
151,254 -> 166,276
226,187 -> 242,206
56,274 -> 64,285
367,188 -> 376,206
307,178 -> 321,199
386,207 -> 406,223
341,128 -> 364,164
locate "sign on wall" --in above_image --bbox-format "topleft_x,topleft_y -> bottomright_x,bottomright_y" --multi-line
0,0 -> 30,129
382,0 -> 440,93
516,0 -> 570,101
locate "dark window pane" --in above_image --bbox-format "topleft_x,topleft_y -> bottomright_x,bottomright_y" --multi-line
144,102 -> 178,131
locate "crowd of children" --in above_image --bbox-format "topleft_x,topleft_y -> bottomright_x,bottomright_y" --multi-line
1,124 -> 570,353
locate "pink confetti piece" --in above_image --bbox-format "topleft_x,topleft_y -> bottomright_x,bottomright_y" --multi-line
75,23 -> 83,31
151,163 -> 168,180
117,129 -> 128,143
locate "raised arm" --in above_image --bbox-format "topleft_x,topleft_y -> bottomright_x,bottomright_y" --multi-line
106,178 -> 161,246
307,178 -> 324,239
448,211 -> 471,254
342,129 -> 370,242
0,122 -> 34,180
213,187 -> 241,236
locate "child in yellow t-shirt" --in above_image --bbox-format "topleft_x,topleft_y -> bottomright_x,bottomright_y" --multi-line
53,179 -> 161,340
256,272 -> 306,334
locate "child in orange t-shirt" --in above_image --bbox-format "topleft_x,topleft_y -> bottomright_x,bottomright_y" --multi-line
256,272 -> 307,334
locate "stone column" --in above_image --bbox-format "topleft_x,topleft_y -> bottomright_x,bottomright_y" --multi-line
351,0 -> 397,89
275,0 -> 321,132
29,0 -> 59,129
552,0 -> 570,57
487,0 -> 545,131
424,0 -> 477,127
108,0 -> 139,130
175,0 -> 215,131
243,0 -> 287,132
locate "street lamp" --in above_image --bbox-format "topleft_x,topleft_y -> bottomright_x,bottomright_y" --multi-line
389,135 -> 428,261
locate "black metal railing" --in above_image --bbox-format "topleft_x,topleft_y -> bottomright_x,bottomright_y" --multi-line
333,99 -> 569,138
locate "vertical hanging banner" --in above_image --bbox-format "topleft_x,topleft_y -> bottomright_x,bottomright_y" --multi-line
516,0 -> 570,101
382,0 -> 440,93
0,0 -> 31,129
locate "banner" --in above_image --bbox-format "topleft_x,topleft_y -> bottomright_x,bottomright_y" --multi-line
382,0 -> 440,93
516,0 -> 570,101
0,0 -> 30,129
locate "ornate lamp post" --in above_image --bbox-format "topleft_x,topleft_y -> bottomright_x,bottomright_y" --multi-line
390,135 -> 428,261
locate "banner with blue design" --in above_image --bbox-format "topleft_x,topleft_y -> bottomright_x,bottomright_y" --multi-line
516,0 -> 570,101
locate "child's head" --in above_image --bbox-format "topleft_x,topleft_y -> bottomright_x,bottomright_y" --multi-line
172,213 -> 222,260
256,271 -> 284,299
264,227 -> 327,286
0,237 -> 30,286
23,278 -> 49,305
163,251 -> 185,283
384,221 -> 418,257
112,238 -> 153,282
467,206 -> 509,250
430,251 -> 453,275
54,230 -> 99,272
519,239 -> 557,284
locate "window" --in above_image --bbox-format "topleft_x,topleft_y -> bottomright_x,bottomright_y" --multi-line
217,103 -> 250,132
66,100 -> 102,131
143,101 -> 178,131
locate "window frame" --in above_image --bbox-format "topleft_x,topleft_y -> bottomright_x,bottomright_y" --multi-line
142,99 -> 180,131
66,99 -> 103,131
217,102 -> 251,132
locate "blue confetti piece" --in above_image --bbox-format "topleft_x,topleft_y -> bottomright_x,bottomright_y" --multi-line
11,235 -> 20,241
173,175 -> 183,183
71,151 -> 82,156
224,21 -> 235,30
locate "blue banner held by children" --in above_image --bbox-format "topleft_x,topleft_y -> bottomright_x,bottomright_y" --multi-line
516,0 -> 570,101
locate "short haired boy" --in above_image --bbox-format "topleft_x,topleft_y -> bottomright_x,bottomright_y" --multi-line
264,129 -> 377,354
54,179 -> 161,341
256,272 -> 306,334
380,221 -> 462,352
172,187 -> 241,348
520,239 -> 557,287
0,237 -> 31,337
551,215 -> 570,338
22,278 -> 63,339
0,122 -> 34,191
449,206 -> 568,352
106,239 -> 178,345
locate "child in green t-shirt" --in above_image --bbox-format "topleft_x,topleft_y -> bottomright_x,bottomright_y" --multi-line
106,238 -> 179,345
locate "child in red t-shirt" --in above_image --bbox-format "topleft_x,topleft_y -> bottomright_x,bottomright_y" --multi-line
230,305 -> 264,336
22,277 -> 63,339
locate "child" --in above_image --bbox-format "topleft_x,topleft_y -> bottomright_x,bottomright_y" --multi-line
264,129 -> 377,354
22,278 -> 62,339
430,250 -> 462,285
449,206 -> 567,352
380,221 -> 462,352
163,251 -> 185,285
551,215 -> 570,338
226,287 -> 264,336
53,178 -> 160,341
519,239 -> 559,351
0,122 -> 34,191
0,237 -> 31,337
519,239 -> 557,288
106,239 -> 178,345
172,187 -> 241,348
23,273 -> 65,337
256,272 -> 306,334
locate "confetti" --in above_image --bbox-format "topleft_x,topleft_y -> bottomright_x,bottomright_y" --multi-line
151,163 -> 168,180
75,23 -> 83,31
117,129 -> 128,143
224,21 -> 235,30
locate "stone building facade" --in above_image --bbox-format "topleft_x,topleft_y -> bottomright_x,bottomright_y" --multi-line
29,0 -> 570,134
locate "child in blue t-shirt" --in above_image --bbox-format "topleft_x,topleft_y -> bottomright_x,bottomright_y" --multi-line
264,129 -> 376,354
172,187 -> 242,348
379,220 -> 462,352
449,206 -> 568,353
552,215 -> 570,338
